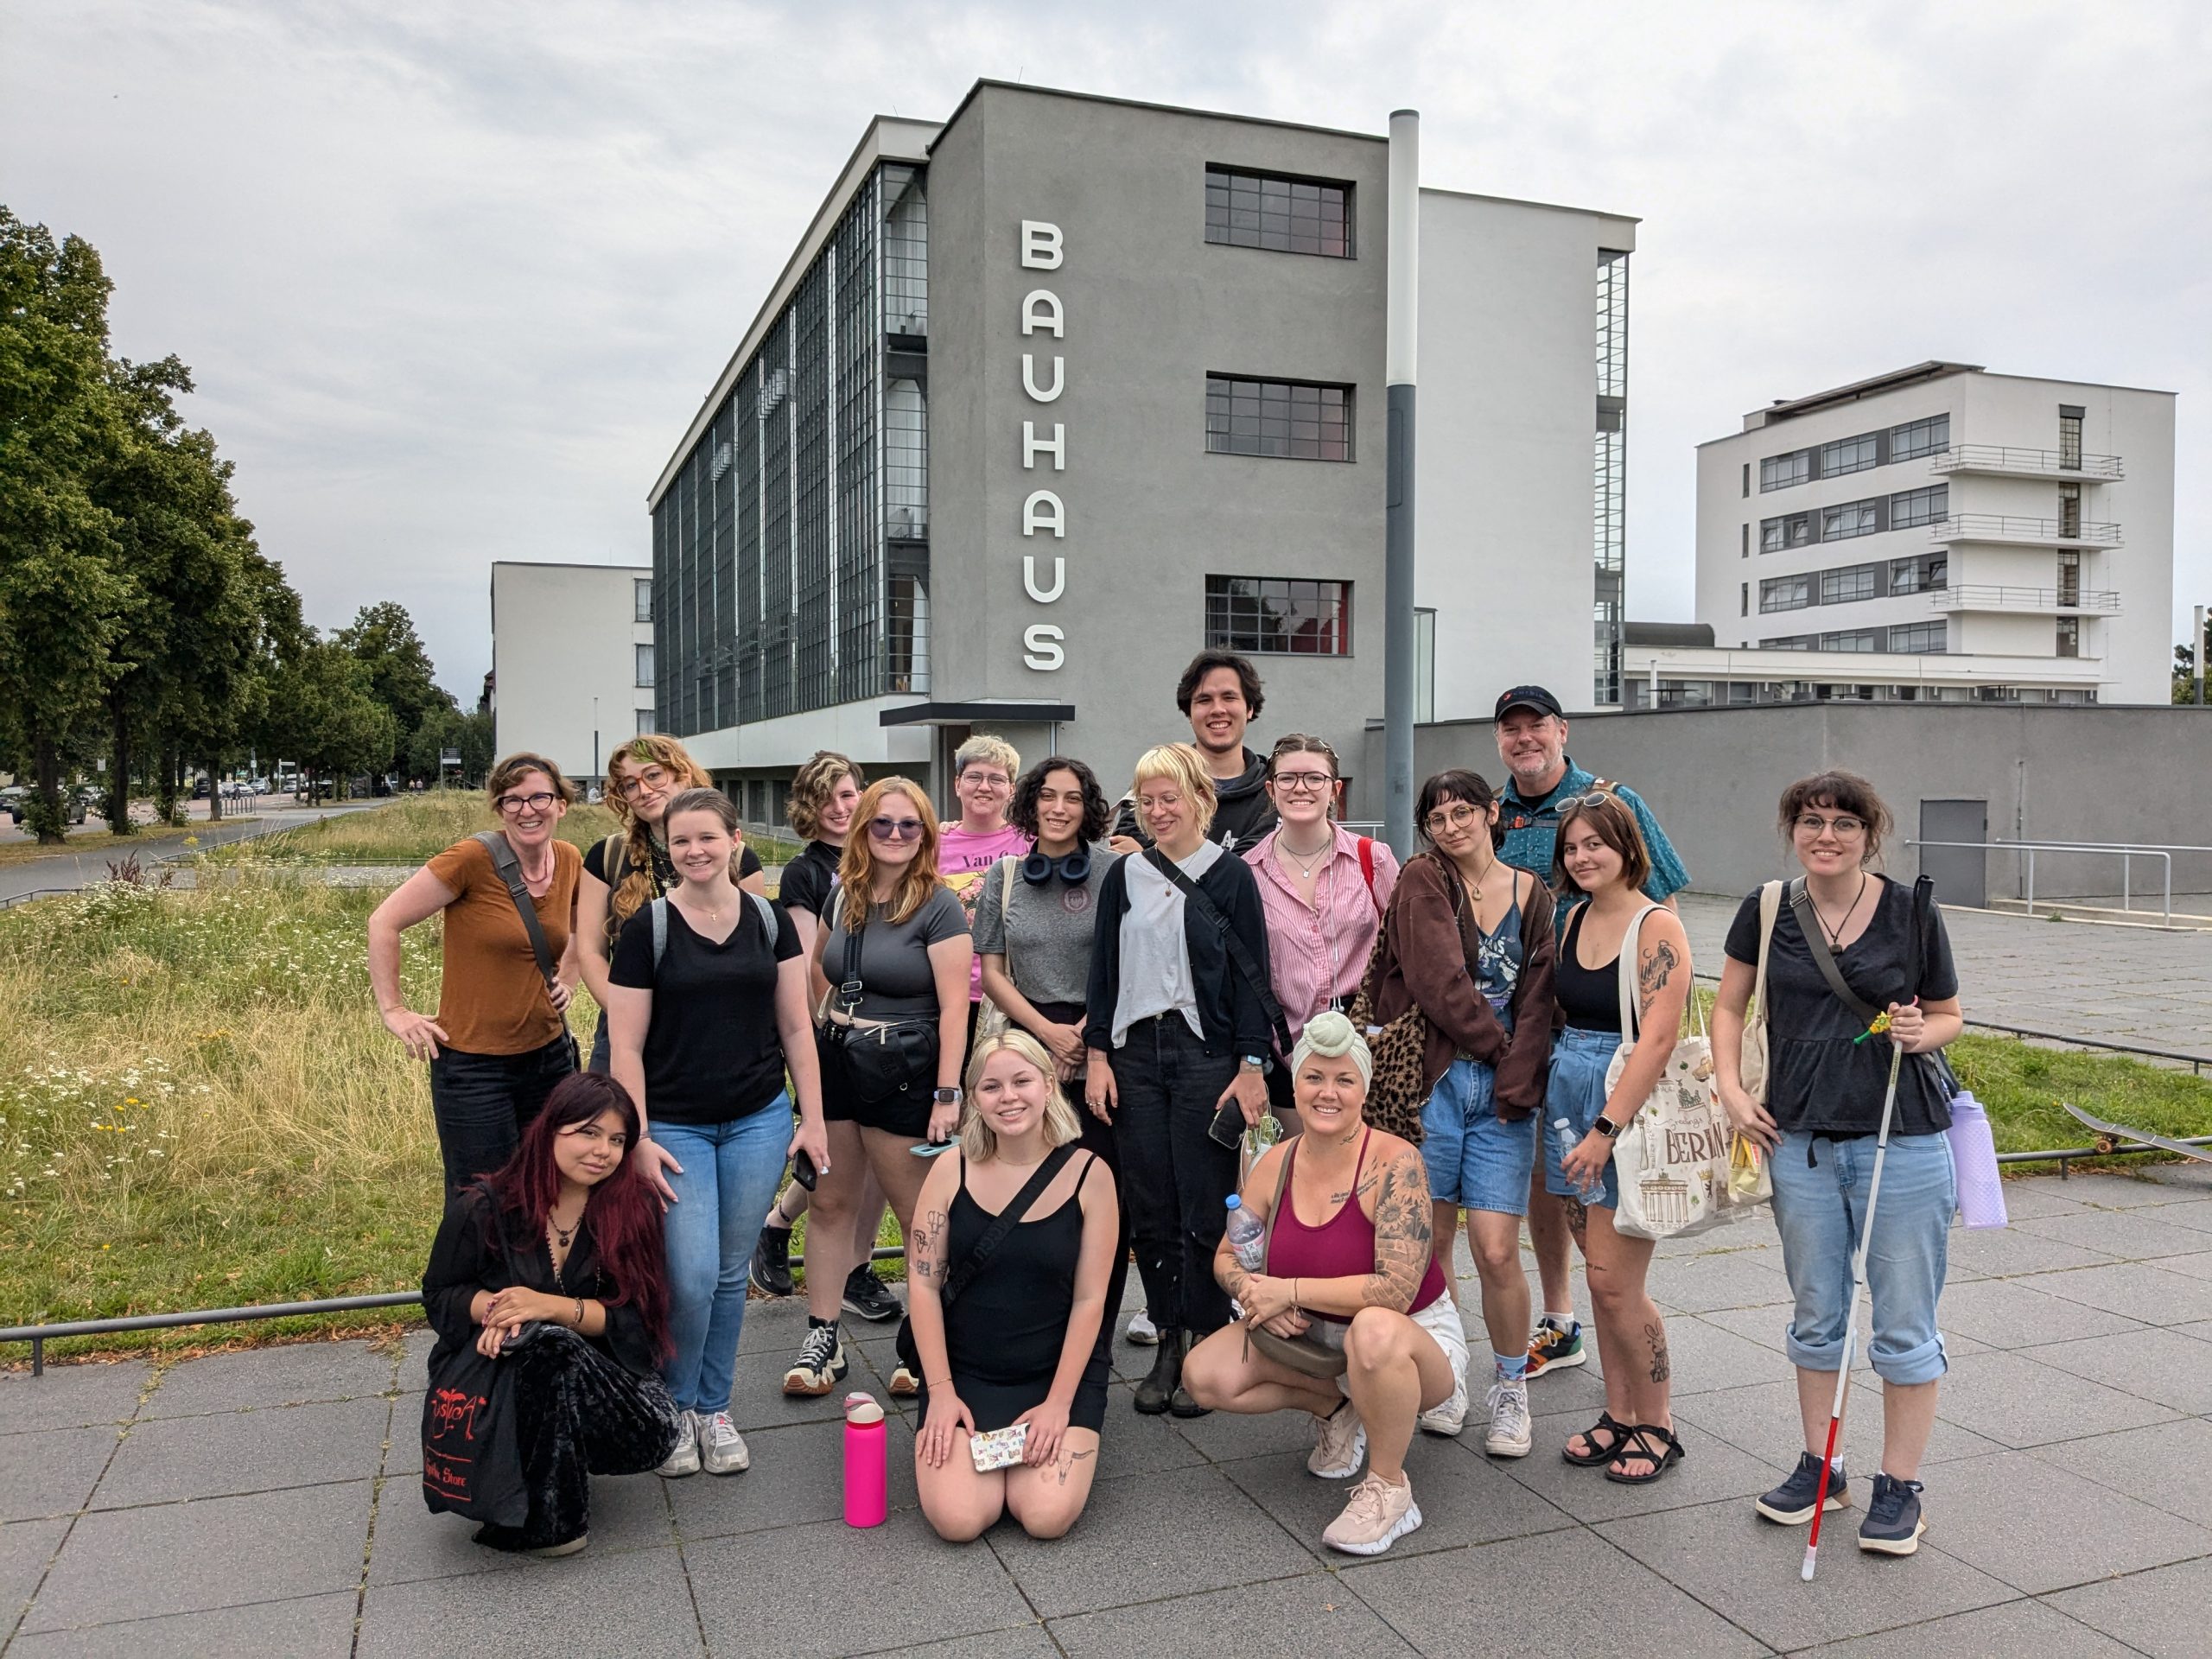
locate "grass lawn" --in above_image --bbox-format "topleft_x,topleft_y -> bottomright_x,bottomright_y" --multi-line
3,875 -> 2205,1364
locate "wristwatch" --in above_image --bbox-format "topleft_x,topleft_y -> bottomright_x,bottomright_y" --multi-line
1239,1054 -> 1267,1071
1591,1115 -> 1622,1140
932,1087 -> 963,1105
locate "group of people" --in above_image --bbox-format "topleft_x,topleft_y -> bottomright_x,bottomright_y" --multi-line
377,654 -> 1967,1563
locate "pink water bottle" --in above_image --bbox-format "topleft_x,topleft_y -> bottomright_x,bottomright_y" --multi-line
842,1392 -> 887,1528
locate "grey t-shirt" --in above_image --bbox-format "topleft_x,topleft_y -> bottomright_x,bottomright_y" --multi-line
819,887 -> 970,1020
968,844 -> 1119,1008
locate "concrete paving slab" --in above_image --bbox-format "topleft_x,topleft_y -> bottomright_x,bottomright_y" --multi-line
1789,1595 -> 2137,1657
1597,1497 -> 2017,1651
1660,1313 -> 1809,1395
2043,1555 -> 2212,1659
1934,1349 -> 2180,1448
1942,1227 -> 2126,1282
2013,1207 -> 2212,1262
988,1461 -> 1313,1617
2036,1417 -> 2212,1531
1219,1438 -> 1573,1561
724,1345 -> 872,1431
369,1463 -> 673,1586
1093,1386 -> 1209,1482
2040,1174 -> 2208,1211
22,1479 -> 371,1630
94,1395 -> 390,1509
2030,1260 -> 2212,1325
1675,1376 -> 2005,1474
141,1339 -> 395,1416
1344,1527 -> 1769,1656
1931,1450 -> 2212,1595
2140,1249 -> 2212,1281
1052,1574 -> 1419,1657
1648,1246 -> 1795,1314
1933,1274 -> 2148,1350
662,1415 -> 918,1541
0,1363 -> 149,1437
1980,1180 -> 2094,1221
395,1326 -> 435,1392
382,1393 -> 422,1479
0,1427 -> 118,1523
5,1589 -> 359,1658
1161,1396 -> 1322,1465
359,1540 -> 701,1659
0,1517 -> 67,1637
2018,1326 -> 2212,1416
847,1629 -> 1060,1659
685,1515 -> 1030,1656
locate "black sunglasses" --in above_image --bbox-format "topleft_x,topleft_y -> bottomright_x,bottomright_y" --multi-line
1021,849 -> 1091,887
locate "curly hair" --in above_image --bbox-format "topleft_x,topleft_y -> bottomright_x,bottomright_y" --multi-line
1007,756 -> 1110,844
786,751 -> 864,842
836,779 -> 944,931
605,734 -> 714,933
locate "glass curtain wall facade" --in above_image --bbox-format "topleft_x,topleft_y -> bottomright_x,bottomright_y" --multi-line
652,162 -> 929,736
1592,249 -> 1629,706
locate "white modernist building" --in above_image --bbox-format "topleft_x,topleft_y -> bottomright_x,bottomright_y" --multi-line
489,562 -> 657,787
1645,362 -> 2176,709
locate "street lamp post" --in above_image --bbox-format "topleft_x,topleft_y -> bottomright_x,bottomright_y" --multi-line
592,697 -> 601,791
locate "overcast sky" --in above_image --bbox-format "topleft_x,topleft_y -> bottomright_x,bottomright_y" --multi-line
5,0 -> 2206,701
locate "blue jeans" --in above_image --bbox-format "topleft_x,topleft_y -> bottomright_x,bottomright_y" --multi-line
655,1103 -> 792,1414
1771,1128 -> 1955,1387
1543,1027 -> 1624,1211
1420,1058 -> 1538,1214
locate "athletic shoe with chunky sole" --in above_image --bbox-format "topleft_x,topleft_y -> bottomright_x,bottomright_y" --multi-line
1525,1321 -> 1587,1378
1858,1472 -> 1926,1555
748,1225 -> 795,1298
1322,1472 -> 1423,1556
655,1411 -> 701,1478
1484,1377 -> 1533,1459
1308,1401 -> 1368,1479
1756,1452 -> 1850,1526
841,1265 -> 902,1324
781,1323 -> 849,1396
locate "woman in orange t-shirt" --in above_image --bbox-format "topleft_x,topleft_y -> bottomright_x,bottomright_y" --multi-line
369,753 -> 584,1194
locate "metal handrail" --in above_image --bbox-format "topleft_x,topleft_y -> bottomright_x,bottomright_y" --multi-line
1907,837 -> 2177,925
1932,513 -> 2122,545
1933,585 -> 2120,613
1930,444 -> 2123,480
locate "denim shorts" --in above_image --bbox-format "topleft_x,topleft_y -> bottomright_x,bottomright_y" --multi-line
1542,1026 -> 1623,1211
1771,1128 -> 1955,1387
1420,1058 -> 1538,1215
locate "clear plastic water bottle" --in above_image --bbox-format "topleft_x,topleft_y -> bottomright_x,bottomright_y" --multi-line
1554,1117 -> 1602,1203
1224,1194 -> 1266,1272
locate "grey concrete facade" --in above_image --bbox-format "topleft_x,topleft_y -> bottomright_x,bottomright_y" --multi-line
1361,703 -> 2212,900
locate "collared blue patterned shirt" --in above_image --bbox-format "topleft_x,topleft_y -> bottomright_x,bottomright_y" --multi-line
1497,756 -> 1689,922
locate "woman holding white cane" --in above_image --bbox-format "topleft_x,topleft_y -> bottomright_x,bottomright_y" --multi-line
1713,772 -> 1962,1561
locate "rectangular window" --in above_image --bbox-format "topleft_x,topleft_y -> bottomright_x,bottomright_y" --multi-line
1759,449 -> 1811,492
1822,498 -> 1880,541
2056,550 -> 2081,605
1889,554 -> 1948,594
1740,582 -> 1749,617
1889,413 -> 1951,461
2056,616 -> 2081,658
1761,633 -> 1817,650
634,643 -> 655,688
1890,483 -> 1948,529
635,707 -> 656,737
1205,376 -> 1352,461
1740,523 -> 1749,559
1821,563 -> 1880,606
2058,484 -> 2082,538
1821,433 -> 1879,478
1760,575 -> 1814,613
1760,512 -> 1813,552
633,577 -> 653,624
1205,575 -> 1352,656
1205,167 -> 1353,257
1819,629 -> 1879,652
1741,462 -> 1750,498
1889,621 -> 1948,653
2058,404 -> 2085,469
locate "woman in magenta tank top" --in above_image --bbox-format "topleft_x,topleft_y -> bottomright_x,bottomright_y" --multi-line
1181,1014 -> 1468,1558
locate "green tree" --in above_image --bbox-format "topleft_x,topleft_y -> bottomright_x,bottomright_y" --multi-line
404,705 -> 496,788
259,634 -> 397,802
0,210 -> 134,842
2175,618 -> 2209,705
337,601 -> 453,781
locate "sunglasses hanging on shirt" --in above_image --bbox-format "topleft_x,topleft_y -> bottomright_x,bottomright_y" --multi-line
1021,849 -> 1092,887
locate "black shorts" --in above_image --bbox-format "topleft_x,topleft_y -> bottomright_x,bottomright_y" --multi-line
817,1026 -> 936,1140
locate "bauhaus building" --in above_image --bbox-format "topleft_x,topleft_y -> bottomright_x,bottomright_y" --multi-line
645,82 -> 1637,823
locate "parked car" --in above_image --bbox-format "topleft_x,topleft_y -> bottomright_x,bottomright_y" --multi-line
1,785 -> 89,827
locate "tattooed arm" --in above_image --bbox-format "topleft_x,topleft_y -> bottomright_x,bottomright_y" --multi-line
1560,908 -> 1691,1192
1280,1148 -> 1434,1317
906,1154 -> 972,1468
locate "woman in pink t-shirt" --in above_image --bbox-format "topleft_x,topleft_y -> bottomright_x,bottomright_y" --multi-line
938,735 -> 1033,1050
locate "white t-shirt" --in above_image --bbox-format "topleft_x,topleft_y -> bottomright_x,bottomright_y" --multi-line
1109,841 -> 1224,1046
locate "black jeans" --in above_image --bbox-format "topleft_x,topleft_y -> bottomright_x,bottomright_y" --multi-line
587,1009 -> 612,1075
428,1035 -> 576,1197
486,1326 -> 682,1550
1109,1014 -> 1238,1337
1033,999 -> 1135,1353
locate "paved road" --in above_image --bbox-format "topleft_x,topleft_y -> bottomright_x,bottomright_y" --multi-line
4,1166 -> 2210,1655
0,802 -> 385,909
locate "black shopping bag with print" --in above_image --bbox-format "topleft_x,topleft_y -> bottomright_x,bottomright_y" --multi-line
421,1342 -> 526,1525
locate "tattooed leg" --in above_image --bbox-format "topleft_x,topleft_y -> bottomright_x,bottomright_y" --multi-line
1005,1428 -> 1100,1539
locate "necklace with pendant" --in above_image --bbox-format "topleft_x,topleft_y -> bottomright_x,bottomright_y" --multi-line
1277,835 -> 1332,878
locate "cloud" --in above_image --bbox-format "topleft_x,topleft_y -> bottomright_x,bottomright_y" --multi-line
4,0 -> 2205,697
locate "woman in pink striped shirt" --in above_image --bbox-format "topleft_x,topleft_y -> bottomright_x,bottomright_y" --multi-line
1243,735 -> 1400,1132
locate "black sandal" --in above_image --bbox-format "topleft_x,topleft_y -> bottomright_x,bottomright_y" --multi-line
1562,1411 -> 1631,1468
1605,1422 -> 1686,1484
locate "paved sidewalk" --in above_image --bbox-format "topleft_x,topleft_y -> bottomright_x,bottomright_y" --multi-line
6,1167 -> 2212,1656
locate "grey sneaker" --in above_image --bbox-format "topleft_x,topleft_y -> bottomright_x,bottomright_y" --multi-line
1858,1472 -> 1926,1555
1757,1452 -> 1848,1525
654,1410 -> 700,1478
698,1409 -> 750,1475
1126,1309 -> 1160,1345
1483,1376 -> 1532,1458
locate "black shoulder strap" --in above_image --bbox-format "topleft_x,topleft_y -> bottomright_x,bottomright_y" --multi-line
1788,876 -> 1882,1024
836,909 -> 866,1015
474,830 -> 559,993
941,1144 -> 1075,1308
1141,847 -> 1294,1054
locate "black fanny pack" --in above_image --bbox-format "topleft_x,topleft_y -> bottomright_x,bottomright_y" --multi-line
824,921 -> 938,1104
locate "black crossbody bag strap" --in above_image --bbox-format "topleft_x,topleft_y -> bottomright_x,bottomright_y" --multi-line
1788,876 -> 1883,1025
1141,848 -> 1294,1054
474,830 -> 560,1000
837,913 -> 867,1018
941,1145 -> 1076,1308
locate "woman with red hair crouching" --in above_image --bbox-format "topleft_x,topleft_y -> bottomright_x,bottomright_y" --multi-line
422,1071 -> 682,1556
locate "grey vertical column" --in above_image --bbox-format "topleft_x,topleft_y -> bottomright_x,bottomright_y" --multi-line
2196,604 -> 2206,706
1382,110 -> 1421,858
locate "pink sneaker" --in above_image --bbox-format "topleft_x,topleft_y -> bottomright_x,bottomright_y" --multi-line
1321,1471 -> 1422,1556
1307,1400 -> 1367,1479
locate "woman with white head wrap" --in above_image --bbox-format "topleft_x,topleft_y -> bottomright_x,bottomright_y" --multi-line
1180,1012 -> 1470,1558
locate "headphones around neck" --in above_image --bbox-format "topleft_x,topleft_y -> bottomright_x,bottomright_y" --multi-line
1021,849 -> 1092,887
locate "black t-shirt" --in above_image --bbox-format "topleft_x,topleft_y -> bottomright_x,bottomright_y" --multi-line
1725,874 -> 1959,1138
775,840 -> 842,922
607,896 -> 802,1126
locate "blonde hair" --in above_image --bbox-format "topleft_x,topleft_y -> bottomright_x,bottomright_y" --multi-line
960,1030 -> 1083,1162
605,734 -> 715,931
836,779 -> 944,931
953,734 -> 1020,780
1130,743 -> 1217,839
787,750 -> 863,842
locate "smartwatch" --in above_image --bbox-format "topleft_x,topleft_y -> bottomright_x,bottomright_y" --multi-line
1239,1055 -> 1267,1071
932,1087 -> 963,1105
1591,1115 -> 1622,1140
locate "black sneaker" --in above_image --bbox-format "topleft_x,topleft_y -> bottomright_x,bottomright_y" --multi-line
842,1264 -> 902,1323
1858,1472 -> 1926,1555
781,1319 -> 849,1396
748,1224 -> 795,1298
1755,1452 -> 1849,1526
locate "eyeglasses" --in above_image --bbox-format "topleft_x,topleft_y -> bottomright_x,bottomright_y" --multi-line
1795,813 -> 1867,838
1423,804 -> 1487,834
1271,771 -> 1337,794
617,766 -> 674,798
496,792 -> 558,816
868,817 -> 925,842
959,772 -> 1011,790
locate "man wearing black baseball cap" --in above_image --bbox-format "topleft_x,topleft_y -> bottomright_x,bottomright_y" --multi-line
1487,683 -> 1690,1389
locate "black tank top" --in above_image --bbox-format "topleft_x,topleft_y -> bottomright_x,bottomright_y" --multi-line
1554,906 -> 1624,1033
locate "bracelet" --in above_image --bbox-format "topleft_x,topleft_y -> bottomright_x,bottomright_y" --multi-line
573,1298 -> 586,1328
926,1375 -> 953,1389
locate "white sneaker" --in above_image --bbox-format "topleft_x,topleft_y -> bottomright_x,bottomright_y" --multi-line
697,1409 -> 749,1475
1127,1309 -> 1160,1345
1484,1376 -> 1533,1459
1322,1471 -> 1423,1556
655,1410 -> 701,1478
1307,1399 -> 1368,1479
1417,1370 -> 1469,1437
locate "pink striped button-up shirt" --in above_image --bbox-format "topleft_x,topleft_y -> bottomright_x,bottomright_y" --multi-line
1244,823 -> 1400,1052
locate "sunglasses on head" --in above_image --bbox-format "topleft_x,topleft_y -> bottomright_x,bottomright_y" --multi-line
868,817 -> 925,842
1021,849 -> 1092,887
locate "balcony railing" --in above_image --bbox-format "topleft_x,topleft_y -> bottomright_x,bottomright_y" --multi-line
1932,513 -> 2122,547
1931,584 -> 2121,614
886,502 -> 929,542
1929,444 -> 2123,480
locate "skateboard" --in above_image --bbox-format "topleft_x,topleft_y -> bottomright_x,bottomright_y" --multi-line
2062,1102 -> 2212,1164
